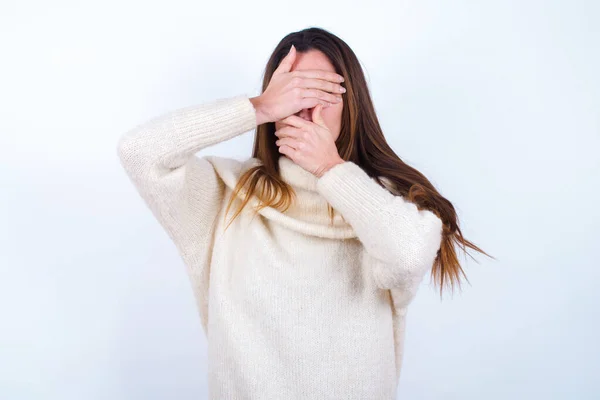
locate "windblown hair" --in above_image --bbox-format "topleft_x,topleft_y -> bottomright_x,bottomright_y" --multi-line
224,26 -> 494,297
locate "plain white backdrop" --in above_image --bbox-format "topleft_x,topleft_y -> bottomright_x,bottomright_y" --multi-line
1,1 -> 599,399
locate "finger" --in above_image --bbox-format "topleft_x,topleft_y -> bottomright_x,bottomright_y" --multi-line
274,125 -> 302,139
300,97 -> 333,110
279,115 -> 311,129
300,88 -> 343,105
275,137 -> 302,150
295,77 -> 346,96
273,45 -> 296,76
278,144 -> 297,158
292,69 -> 344,84
311,104 -> 327,128
278,145 -> 297,158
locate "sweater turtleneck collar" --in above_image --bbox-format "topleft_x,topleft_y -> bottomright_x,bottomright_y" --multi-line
269,155 -> 357,239
277,155 -> 320,192
206,155 -> 357,239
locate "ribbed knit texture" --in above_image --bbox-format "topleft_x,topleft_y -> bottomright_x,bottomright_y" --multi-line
117,94 -> 443,400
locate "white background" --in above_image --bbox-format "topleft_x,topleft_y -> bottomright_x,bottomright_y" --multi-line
1,1 -> 599,399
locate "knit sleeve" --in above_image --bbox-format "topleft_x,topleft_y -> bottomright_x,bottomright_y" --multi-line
116,94 -> 257,328
315,161 -> 443,298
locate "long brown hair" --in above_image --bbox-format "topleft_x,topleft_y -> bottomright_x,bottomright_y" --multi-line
224,27 -> 494,297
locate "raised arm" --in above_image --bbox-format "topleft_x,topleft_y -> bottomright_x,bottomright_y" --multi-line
116,94 -> 257,330
117,94 -> 257,244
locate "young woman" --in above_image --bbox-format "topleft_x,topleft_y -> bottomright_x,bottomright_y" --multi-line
117,27 -> 491,399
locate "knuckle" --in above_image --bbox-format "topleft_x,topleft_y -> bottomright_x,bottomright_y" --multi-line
290,76 -> 302,87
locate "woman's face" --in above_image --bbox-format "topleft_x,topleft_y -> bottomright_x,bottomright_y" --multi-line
274,49 -> 344,142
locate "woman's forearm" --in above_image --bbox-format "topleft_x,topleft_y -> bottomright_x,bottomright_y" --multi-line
117,94 -> 258,174
316,160 -> 443,287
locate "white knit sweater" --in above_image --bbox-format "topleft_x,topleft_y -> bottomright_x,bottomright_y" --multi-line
117,94 -> 443,399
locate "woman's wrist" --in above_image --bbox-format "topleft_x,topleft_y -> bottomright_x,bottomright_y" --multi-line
315,157 -> 345,178
249,96 -> 271,125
